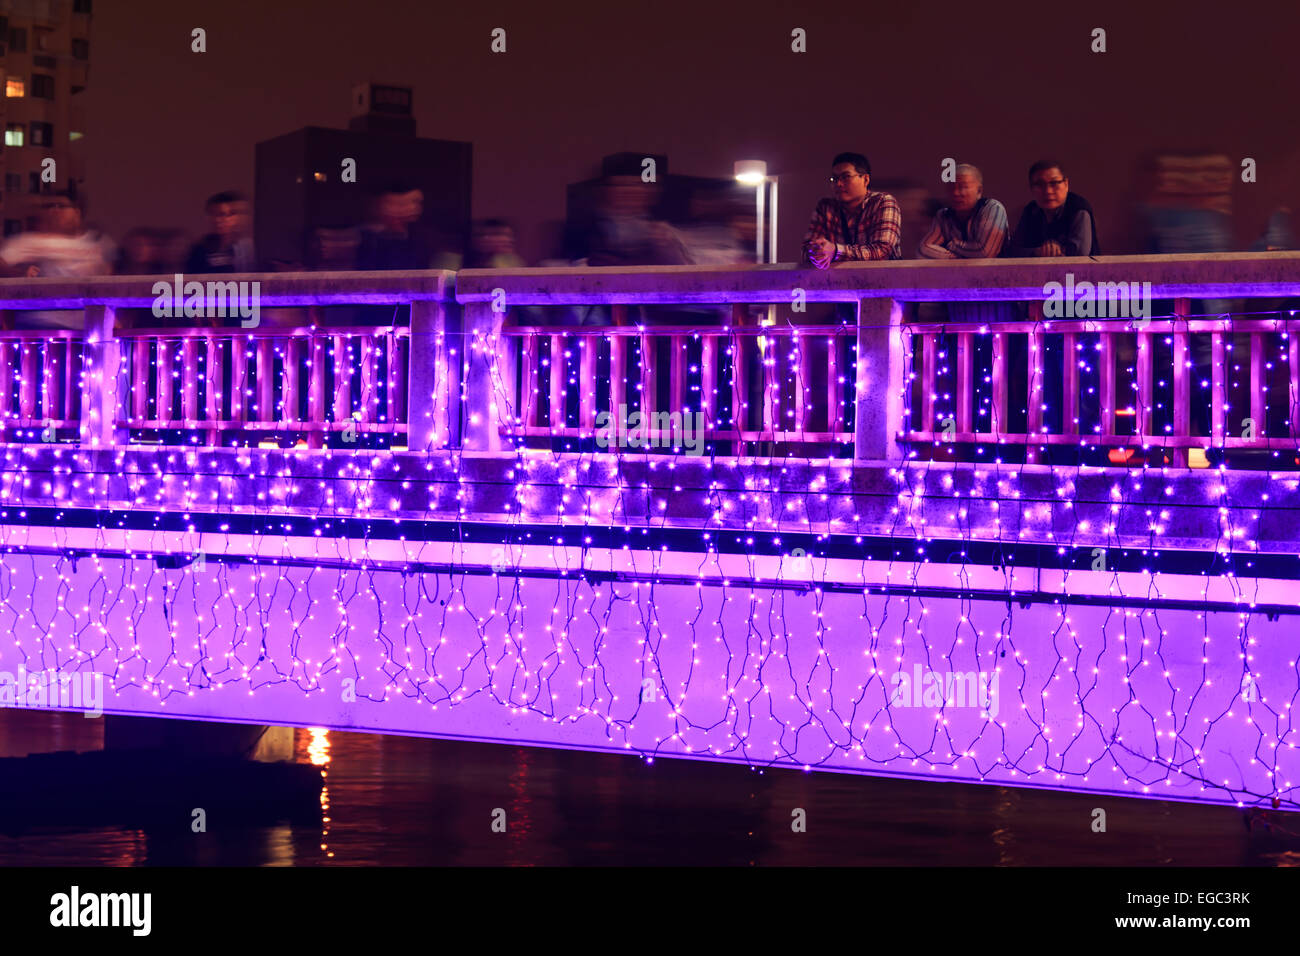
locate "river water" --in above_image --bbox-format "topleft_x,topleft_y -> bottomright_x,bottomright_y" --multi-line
0,710 -> 1296,866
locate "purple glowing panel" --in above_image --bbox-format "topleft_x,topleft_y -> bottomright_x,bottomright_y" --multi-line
1,553 -> 1293,810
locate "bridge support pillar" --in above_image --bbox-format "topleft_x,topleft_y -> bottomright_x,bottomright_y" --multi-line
103,715 -> 294,762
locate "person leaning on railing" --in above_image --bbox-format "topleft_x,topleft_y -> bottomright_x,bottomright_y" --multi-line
916,164 -> 1008,260
1004,160 -> 1101,258
1003,160 -> 1102,453
803,152 -> 903,270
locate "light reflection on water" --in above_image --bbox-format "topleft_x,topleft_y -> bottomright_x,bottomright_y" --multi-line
0,710 -> 1297,866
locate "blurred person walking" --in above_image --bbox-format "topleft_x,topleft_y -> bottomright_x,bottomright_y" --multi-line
0,191 -> 113,329
186,191 -> 255,273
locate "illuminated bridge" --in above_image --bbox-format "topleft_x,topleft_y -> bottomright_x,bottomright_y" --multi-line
2,253 -> 1299,811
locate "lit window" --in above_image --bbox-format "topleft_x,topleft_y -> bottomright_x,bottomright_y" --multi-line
4,124 -> 23,147
5,78 -> 22,97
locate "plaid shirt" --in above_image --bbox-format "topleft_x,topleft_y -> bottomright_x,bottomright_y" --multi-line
917,197 -> 1008,259
802,191 -> 902,262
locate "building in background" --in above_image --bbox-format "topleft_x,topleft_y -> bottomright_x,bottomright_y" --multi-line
0,0 -> 91,236
254,83 -> 471,268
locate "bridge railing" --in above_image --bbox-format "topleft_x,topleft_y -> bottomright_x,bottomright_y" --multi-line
457,252 -> 1300,467
0,256 -> 1298,466
0,271 -> 455,450
114,324 -> 410,446
0,328 -> 84,437
904,303 -> 1300,467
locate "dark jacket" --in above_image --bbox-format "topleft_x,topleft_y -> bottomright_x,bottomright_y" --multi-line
1005,192 -> 1100,257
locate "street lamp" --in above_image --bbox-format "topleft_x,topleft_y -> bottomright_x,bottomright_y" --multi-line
734,160 -> 778,264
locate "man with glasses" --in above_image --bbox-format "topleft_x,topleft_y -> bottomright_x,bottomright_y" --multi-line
1005,160 -> 1100,257
803,152 -> 902,268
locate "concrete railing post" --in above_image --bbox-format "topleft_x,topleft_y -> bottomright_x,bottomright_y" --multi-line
460,300 -> 517,452
79,305 -> 127,448
854,297 -> 905,462
408,299 -> 450,451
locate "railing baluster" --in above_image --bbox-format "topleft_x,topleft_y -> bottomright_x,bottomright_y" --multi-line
229,337 -> 247,424
333,334 -> 352,425
1249,330 -> 1265,448
759,327 -> 776,444
1026,328 -> 1044,463
608,333 -> 625,441
205,334 -> 222,445
0,341 -> 12,426
1062,331 -> 1078,437
670,333 -> 687,432
1289,320 -> 1300,445
640,329 -> 656,442
358,335 -> 377,423
793,331 -> 810,435
391,331 -> 409,430
1098,330 -> 1115,445
580,333 -> 598,433
828,332 -> 843,437
256,338 -> 273,423
1136,329 -> 1153,443
729,306 -> 747,442
549,333 -> 565,431
521,331 -> 538,433
44,340 -> 66,425
65,337 -> 81,424
132,338 -> 149,422
308,335 -> 326,445
956,331 -> 973,437
915,330 -> 935,431
19,342 -> 37,422
181,338 -> 200,424
701,333 -> 717,437
1210,331 -> 1226,448
990,331 -> 1006,438
283,337 -> 301,425
1171,299 -> 1190,467
156,337 -> 174,425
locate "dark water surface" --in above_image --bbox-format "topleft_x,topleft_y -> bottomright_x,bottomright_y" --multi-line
1,710 -> 1297,866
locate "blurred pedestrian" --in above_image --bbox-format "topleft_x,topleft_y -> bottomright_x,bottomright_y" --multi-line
0,191 -> 113,329
186,191 -> 255,273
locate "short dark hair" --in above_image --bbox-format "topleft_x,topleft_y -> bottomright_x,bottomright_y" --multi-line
832,152 -> 871,177
1028,160 -> 1066,183
205,190 -> 246,208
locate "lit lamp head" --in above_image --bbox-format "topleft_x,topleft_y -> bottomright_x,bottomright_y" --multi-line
734,160 -> 768,186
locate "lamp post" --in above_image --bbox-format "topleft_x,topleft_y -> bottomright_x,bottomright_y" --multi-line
733,160 -> 778,264
735,160 -> 780,329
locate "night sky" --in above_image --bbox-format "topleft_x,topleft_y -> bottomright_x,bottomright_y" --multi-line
88,0 -> 1300,262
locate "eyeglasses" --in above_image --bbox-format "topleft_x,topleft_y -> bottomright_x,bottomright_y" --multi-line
1030,178 -> 1066,189
829,172 -> 861,185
